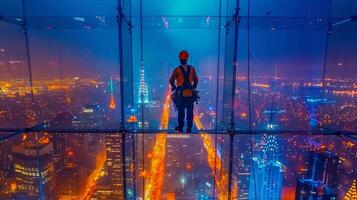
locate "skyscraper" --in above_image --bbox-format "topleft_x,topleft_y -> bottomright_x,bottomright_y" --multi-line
295,179 -> 337,200
249,135 -> 285,200
0,139 -> 12,181
138,64 -> 149,104
56,148 -> 80,198
307,151 -> 339,190
49,112 -> 72,173
11,135 -> 56,199
105,133 -> 124,199
295,151 -> 339,200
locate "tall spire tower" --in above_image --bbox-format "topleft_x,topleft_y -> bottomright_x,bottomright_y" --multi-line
138,64 -> 149,104
249,135 -> 285,200
262,134 -> 279,160
109,76 -> 116,110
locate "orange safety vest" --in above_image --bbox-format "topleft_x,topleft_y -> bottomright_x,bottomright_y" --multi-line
172,66 -> 197,97
172,66 -> 196,86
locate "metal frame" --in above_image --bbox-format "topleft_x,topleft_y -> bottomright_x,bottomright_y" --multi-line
1,128 -> 355,141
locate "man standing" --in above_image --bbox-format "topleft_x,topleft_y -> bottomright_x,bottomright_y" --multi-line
169,50 -> 198,133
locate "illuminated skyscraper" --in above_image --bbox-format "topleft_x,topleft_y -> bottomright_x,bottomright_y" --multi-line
295,151 -> 339,200
306,151 -> 339,190
57,148 -> 80,198
295,179 -> 337,200
261,135 -> 279,160
250,135 -> 285,200
11,136 -> 56,199
50,112 -> 72,173
0,139 -> 12,181
109,76 -> 116,110
138,64 -> 149,104
105,133 -> 124,199
104,133 -> 135,199
57,163 -> 80,197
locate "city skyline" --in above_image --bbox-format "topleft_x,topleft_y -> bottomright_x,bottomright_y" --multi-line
1,0 -> 356,199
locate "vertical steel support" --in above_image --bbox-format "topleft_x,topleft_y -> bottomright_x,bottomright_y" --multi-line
228,0 -> 240,198
118,0 -> 128,198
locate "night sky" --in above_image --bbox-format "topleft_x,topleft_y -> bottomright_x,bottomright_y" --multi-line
0,0 -> 356,81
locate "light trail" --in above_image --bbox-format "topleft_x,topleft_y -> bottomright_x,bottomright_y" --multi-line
194,116 -> 238,200
144,88 -> 171,200
80,148 -> 107,200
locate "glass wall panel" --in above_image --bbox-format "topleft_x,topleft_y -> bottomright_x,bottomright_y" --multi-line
243,1 -> 330,132
232,133 -> 357,199
0,2 -> 34,128
130,19 -> 225,131
0,131 -> 124,199
23,3 -> 121,130
222,17 -> 238,130
27,28 -> 121,129
1,1 -> 122,130
319,6 -> 357,132
121,1 -> 136,130
130,133 -> 231,199
234,20 -> 250,131
332,0 -> 357,18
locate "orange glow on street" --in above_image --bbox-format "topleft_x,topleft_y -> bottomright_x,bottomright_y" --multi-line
194,115 -> 237,200
281,187 -> 296,200
166,192 -> 176,200
252,82 -> 270,88
10,182 -> 17,192
38,136 -> 50,144
80,148 -> 107,200
22,133 -> 27,142
144,88 -> 171,200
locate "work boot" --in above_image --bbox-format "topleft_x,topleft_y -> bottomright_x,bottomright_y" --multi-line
175,126 -> 183,133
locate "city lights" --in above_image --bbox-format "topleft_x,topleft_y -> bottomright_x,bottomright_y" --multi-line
0,0 -> 356,199
144,89 -> 171,200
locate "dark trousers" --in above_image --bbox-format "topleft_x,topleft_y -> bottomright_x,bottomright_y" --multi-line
177,97 -> 194,129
